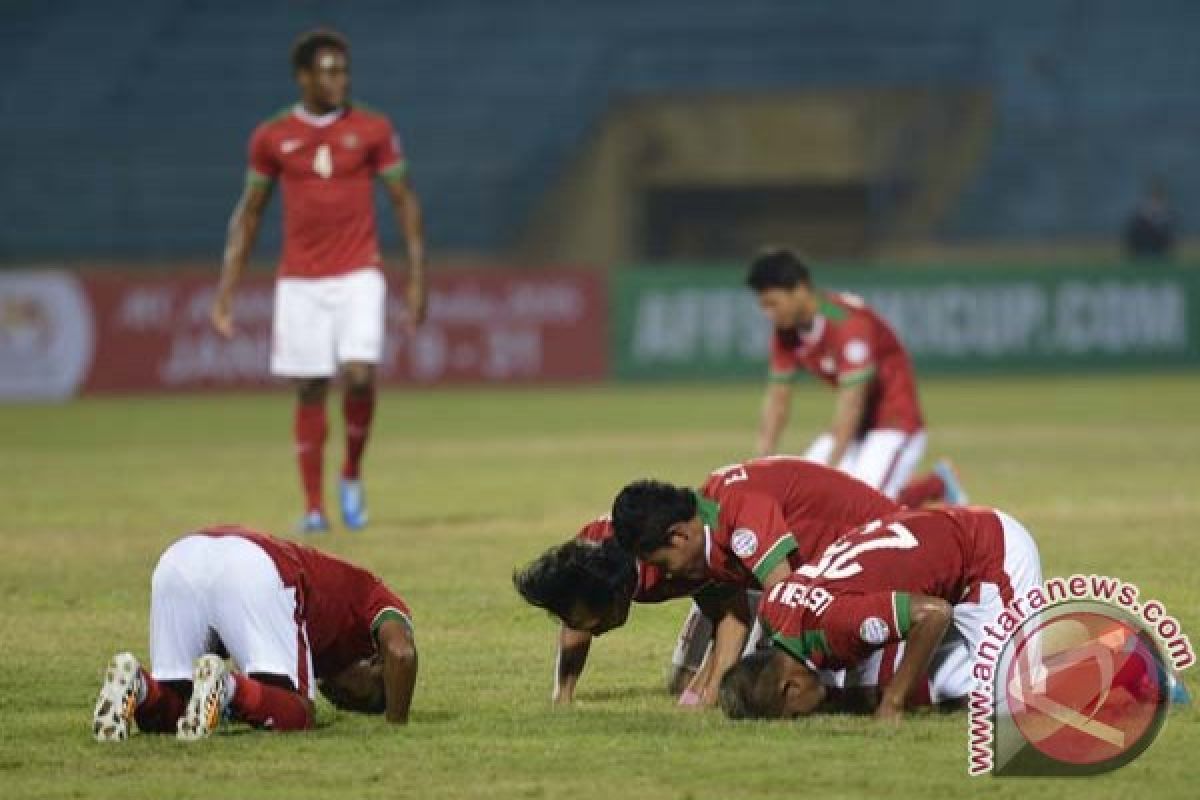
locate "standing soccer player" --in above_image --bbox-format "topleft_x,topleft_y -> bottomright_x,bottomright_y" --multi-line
211,29 -> 427,532
747,248 -> 963,508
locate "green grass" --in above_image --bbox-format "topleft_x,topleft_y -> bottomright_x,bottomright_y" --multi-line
1,375 -> 1198,799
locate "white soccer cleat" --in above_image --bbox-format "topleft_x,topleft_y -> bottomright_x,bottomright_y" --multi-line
177,654 -> 230,741
92,652 -> 142,742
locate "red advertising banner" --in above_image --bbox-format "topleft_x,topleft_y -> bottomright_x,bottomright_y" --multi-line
0,269 -> 608,399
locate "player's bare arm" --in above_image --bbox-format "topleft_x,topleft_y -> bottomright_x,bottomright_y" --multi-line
382,176 -> 428,333
825,381 -> 869,468
211,180 -> 273,338
876,594 -> 951,722
376,618 -> 419,724
554,625 -> 593,705
756,381 -> 793,456
687,589 -> 753,707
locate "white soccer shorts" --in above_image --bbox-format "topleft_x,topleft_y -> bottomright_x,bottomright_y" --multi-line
803,429 -> 928,500
148,535 -> 315,698
270,267 -> 386,378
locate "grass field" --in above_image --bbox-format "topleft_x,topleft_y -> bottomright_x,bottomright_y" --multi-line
1,375 -> 1198,799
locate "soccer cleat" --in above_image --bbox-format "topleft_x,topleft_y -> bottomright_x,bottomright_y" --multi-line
297,510 -> 331,534
934,459 -> 969,505
92,652 -> 142,742
1170,675 -> 1192,706
339,478 -> 369,531
177,655 -> 230,741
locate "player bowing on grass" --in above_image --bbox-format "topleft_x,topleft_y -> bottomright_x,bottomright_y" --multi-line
514,457 -> 899,706
747,249 -> 965,507
211,29 -> 427,533
91,525 -> 417,741
718,506 -> 1043,721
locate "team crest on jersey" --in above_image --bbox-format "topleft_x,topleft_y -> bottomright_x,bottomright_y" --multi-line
844,339 -> 870,365
342,133 -> 360,149
859,616 -> 889,645
731,528 -> 758,558
819,356 -> 837,374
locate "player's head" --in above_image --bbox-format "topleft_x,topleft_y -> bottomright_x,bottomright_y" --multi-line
611,480 -> 706,581
512,538 -> 637,635
317,655 -> 386,714
746,248 -> 816,329
719,649 -> 825,719
291,29 -> 350,111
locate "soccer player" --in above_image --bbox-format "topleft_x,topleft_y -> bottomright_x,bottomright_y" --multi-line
210,29 -> 427,532
514,456 -> 900,705
747,248 -> 965,508
91,525 -> 417,741
717,505 -> 1043,720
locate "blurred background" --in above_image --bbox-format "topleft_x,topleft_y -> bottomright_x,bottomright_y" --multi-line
2,0 -> 1198,398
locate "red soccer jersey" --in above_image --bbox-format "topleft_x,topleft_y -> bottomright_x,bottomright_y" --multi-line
697,457 -> 901,589
198,525 -> 412,678
247,104 -> 407,278
757,507 -> 1006,669
576,516 -> 708,603
769,291 -> 923,433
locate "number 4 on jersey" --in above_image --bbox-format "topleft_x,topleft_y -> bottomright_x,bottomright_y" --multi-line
313,144 -> 333,179
797,519 -> 918,581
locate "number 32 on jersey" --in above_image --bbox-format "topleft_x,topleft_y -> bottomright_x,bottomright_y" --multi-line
797,519 -> 918,581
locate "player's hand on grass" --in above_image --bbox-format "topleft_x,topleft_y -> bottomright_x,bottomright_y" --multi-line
874,693 -> 905,724
210,291 -> 236,338
406,274 -> 428,333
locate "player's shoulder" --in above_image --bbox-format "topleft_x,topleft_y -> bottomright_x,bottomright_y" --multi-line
576,515 -> 614,543
348,101 -> 395,130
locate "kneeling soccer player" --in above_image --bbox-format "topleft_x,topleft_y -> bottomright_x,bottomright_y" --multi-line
91,524 -> 417,741
718,505 -> 1043,721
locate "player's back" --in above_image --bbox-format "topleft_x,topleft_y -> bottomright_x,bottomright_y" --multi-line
798,506 -> 1004,602
701,456 -> 900,560
196,524 -> 408,673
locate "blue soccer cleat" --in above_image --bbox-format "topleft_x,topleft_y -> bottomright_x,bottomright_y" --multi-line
297,509 -> 331,534
1170,675 -> 1192,706
339,478 -> 369,531
934,459 -> 970,505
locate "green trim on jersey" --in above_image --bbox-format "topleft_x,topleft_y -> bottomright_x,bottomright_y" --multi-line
245,168 -> 274,188
694,491 -> 720,531
838,365 -> 877,387
771,630 -> 829,663
768,369 -> 797,384
370,607 -> 414,647
752,534 -> 799,585
818,295 -> 849,322
892,592 -> 912,636
379,160 -> 409,183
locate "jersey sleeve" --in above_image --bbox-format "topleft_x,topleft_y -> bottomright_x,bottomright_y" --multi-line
246,124 -> 280,187
369,116 -> 408,183
832,313 -> 878,387
362,581 -> 414,647
768,332 -> 799,383
806,591 -> 911,665
725,491 -> 799,586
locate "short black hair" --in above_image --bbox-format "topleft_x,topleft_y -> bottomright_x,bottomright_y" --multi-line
611,480 -> 697,557
513,538 -> 637,621
719,650 -> 786,719
745,248 -> 812,291
291,28 -> 349,72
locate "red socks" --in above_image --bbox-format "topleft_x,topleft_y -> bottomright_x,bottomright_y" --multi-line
294,402 -> 328,514
341,387 -> 376,480
897,472 -> 947,508
133,673 -> 187,734
230,674 -> 314,732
